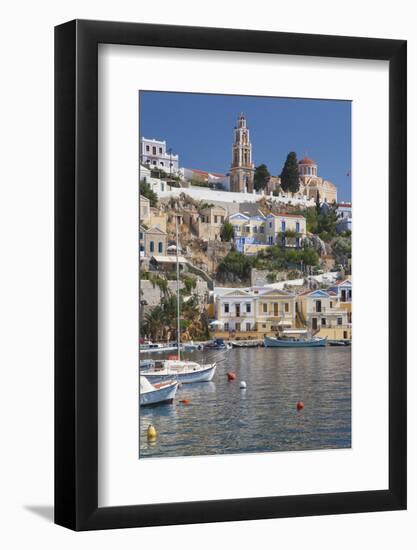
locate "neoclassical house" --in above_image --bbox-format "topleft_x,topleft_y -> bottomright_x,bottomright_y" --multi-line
212,287 -> 297,339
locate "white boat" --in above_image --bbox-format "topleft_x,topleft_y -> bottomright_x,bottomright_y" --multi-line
181,341 -> 204,351
139,359 -> 155,370
139,375 -> 178,406
143,360 -> 217,384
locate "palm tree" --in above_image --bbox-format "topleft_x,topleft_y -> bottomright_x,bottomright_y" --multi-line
142,306 -> 165,341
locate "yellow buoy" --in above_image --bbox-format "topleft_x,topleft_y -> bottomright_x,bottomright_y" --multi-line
147,424 -> 157,441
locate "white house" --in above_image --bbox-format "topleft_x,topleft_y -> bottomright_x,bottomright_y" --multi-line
140,137 -> 179,174
336,202 -> 352,233
139,164 -> 172,194
214,289 -> 257,333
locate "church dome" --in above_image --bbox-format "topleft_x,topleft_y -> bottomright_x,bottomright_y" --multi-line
298,156 -> 317,177
298,156 -> 316,165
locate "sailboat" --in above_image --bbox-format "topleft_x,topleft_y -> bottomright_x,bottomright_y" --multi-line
142,217 -> 217,384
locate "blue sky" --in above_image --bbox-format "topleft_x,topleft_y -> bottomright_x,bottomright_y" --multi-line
139,91 -> 351,201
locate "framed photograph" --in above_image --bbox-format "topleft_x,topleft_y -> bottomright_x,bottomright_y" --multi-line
55,20 -> 407,530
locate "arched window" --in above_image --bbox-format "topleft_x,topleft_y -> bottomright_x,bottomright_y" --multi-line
158,242 -> 163,253
150,241 -> 154,253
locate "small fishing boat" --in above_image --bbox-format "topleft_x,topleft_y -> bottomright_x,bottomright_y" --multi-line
204,338 -> 231,350
181,341 -> 204,351
139,376 -> 178,406
264,335 -> 327,348
231,340 -> 262,348
143,360 -> 217,384
140,342 -> 179,354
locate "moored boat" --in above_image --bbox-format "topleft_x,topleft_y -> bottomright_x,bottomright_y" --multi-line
264,335 -> 327,348
143,360 -> 217,384
181,341 -> 204,351
140,359 -> 155,370
231,340 -> 263,348
204,338 -> 232,350
328,340 -> 347,347
139,376 -> 179,406
140,342 -> 178,354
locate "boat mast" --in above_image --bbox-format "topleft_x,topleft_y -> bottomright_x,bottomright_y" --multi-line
175,215 -> 181,360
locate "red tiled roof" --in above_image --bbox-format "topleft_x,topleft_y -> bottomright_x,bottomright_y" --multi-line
190,168 -> 225,178
298,156 -> 316,165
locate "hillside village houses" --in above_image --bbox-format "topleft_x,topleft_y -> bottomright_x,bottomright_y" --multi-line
297,279 -> 352,340
140,137 -> 179,174
182,205 -> 228,242
230,211 -> 307,255
139,225 -> 167,258
140,113 -> 339,206
336,202 -> 352,233
139,114 -> 351,342
212,287 -> 297,340
211,279 -> 352,341
139,194 -> 168,258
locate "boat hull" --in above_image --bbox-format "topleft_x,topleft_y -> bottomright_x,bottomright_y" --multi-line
140,345 -> 178,354
265,336 -> 327,348
140,380 -> 178,406
144,363 -> 216,384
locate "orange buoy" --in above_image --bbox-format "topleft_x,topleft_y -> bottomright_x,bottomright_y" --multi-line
227,372 -> 236,381
180,399 -> 190,405
296,401 -> 304,410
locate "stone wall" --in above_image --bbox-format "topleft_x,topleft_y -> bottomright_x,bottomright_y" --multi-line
250,268 -> 289,287
140,279 -> 209,308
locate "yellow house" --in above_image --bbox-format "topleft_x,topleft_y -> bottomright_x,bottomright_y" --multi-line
297,286 -> 351,340
265,213 -> 306,247
254,288 -> 296,333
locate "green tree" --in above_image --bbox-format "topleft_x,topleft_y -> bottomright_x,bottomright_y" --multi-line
301,247 -> 319,266
280,152 -> 300,193
317,203 -> 339,240
220,220 -> 234,242
181,275 -> 197,294
142,306 -> 165,340
315,191 -> 321,216
216,251 -> 254,283
254,164 -> 271,192
139,180 -> 158,207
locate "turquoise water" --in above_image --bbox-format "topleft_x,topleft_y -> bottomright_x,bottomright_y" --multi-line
139,347 -> 351,458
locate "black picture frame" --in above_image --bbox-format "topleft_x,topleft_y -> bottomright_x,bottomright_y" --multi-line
55,19 -> 407,531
